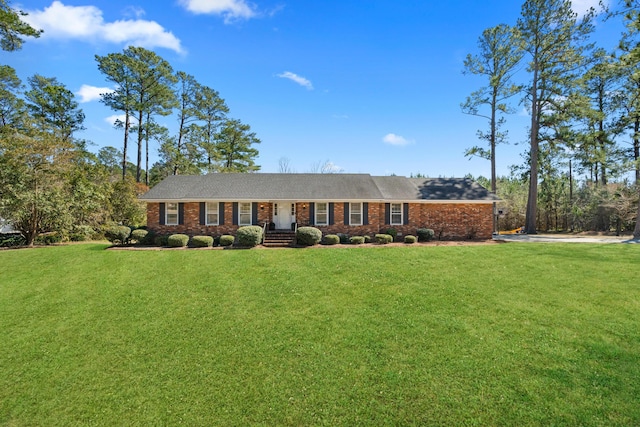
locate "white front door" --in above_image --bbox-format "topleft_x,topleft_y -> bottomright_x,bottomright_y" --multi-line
273,202 -> 296,230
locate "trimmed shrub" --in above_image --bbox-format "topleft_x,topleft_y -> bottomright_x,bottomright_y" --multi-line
296,227 -> 322,246
36,233 -> 63,245
237,225 -> 263,247
375,234 -> 393,244
191,235 -> 214,247
364,235 -> 372,244
404,235 -> 417,244
219,235 -> 235,247
130,229 -> 149,244
417,228 -> 435,242
167,234 -> 189,247
337,233 -> 350,244
154,234 -> 169,247
105,225 -> 131,245
385,228 -> 398,241
0,233 -> 25,247
350,236 -> 365,245
322,234 -> 340,245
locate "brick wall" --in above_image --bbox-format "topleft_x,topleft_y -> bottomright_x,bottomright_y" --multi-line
146,201 -> 493,240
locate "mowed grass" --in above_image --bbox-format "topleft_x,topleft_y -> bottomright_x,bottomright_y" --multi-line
1,243 -> 639,426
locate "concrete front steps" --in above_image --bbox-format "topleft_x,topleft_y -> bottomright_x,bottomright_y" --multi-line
263,230 -> 296,248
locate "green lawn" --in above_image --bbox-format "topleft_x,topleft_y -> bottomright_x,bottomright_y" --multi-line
1,243 -> 639,426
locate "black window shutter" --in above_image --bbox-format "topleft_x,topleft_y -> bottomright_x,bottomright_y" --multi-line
309,203 -> 315,225
329,203 -> 335,225
403,203 -> 410,225
344,202 -> 350,225
199,202 -> 206,225
159,203 -> 166,225
252,202 -> 258,225
384,203 -> 390,225
232,202 -> 238,225
219,202 -> 225,225
178,203 -> 185,225
363,203 -> 369,225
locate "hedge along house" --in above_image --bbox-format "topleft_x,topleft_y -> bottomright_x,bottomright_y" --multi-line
140,174 -> 499,240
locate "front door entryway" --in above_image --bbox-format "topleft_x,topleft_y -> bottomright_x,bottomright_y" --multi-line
273,202 -> 296,230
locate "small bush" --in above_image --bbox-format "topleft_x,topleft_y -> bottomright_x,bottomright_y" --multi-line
322,234 -> 340,245
220,235 -> 235,247
167,234 -> 189,247
36,233 -> 63,245
154,234 -> 169,247
70,225 -> 94,242
350,236 -> 365,245
104,226 -> 131,245
375,234 -> 393,244
337,233 -> 350,244
296,227 -> 322,246
0,233 -> 25,247
417,228 -> 435,242
130,229 -> 149,244
213,236 -> 221,247
191,235 -> 214,247
237,225 -> 263,247
364,235 -> 372,244
385,228 -> 398,241
404,235 -> 417,244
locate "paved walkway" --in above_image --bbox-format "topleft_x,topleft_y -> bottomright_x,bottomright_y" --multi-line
493,233 -> 640,244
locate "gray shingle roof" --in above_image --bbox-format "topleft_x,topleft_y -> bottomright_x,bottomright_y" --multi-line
140,174 -> 499,202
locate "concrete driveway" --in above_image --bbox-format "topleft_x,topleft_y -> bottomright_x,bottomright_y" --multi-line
493,233 -> 640,244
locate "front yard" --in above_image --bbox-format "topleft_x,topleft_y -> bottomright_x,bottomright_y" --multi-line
1,243 -> 639,425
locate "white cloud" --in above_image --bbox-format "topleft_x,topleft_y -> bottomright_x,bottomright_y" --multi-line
24,1 -> 183,53
571,0 -> 608,17
76,85 -> 113,103
383,133 -> 414,146
105,114 -> 138,126
179,0 -> 256,22
277,71 -> 313,90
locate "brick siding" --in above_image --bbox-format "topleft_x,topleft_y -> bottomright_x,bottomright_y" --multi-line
147,201 -> 493,240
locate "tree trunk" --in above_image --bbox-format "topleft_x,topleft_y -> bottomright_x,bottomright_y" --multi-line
136,110 -> 144,183
122,113 -> 130,181
634,187 -> 640,239
525,68 -> 539,234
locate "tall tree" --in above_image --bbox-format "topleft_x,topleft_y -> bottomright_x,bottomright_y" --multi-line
193,84 -> 228,173
0,118 -> 75,245
0,0 -> 42,51
96,52 -> 136,181
575,48 -> 624,186
216,119 -> 260,172
462,24 -> 523,232
96,47 -> 176,182
517,0 -> 594,234
616,0 -> 640,238
0,64 -> 24,127
24,74 -> 85,143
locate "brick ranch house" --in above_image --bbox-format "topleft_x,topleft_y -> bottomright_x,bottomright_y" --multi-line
140,174 -> 498,241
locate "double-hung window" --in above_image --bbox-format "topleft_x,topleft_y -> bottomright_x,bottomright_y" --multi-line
206,202 -> 219,225
391,203 -> 403,225
239,202 -> 252,226
350,202 -> 362,226
166,202 -> 179,225
315,202 -> 328,226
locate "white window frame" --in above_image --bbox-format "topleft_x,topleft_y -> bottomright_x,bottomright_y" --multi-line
391,203 -> 403,225
206,202 -> 219,225
166,202 -> 179,226
350,202 -> 362,226
239,202 -> 252,226
315,202 -> 328,226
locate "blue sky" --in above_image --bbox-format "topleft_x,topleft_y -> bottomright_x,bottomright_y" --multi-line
8,0 -> 623,178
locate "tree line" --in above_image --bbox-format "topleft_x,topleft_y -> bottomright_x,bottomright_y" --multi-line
0,0 -> 260,245
462,0 -> 640,238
